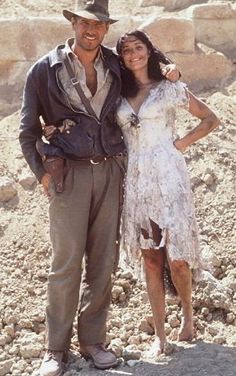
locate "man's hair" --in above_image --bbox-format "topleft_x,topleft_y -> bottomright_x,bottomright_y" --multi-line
116,30 -> 172,98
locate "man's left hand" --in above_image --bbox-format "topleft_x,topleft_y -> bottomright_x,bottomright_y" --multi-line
161,64 -> 180,83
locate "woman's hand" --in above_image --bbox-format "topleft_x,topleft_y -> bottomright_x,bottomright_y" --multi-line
161,63 -> 180,83
179,91 -> 220,148
174,138 -> 187,153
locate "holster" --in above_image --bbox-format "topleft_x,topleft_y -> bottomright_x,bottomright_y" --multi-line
43,157 -> 65,193
36,139 -> 66,193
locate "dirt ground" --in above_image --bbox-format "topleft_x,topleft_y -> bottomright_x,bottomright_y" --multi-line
0,1 -> 236,376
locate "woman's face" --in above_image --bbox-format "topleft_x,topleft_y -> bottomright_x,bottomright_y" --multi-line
120,36 -> 150,73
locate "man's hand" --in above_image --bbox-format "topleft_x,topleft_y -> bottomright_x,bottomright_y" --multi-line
42,124 -> 57,140
41,173 -> 52,197
161,63 -> 180,83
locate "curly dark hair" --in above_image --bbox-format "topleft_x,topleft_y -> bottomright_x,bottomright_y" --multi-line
116,30 -> 173,98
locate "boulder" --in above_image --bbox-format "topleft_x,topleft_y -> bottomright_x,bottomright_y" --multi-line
0,177 -> 17,202
140,0 -> 203,12
140,16 -> 195,53
0,17 -> 72,61
104,16 -> 139,47
0,360 -> 13,376
169,44 -> 233,91
187,3 -> 236,58
0,61 -> 32,118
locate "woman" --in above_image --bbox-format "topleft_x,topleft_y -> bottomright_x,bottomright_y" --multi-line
116,30 -> 220,357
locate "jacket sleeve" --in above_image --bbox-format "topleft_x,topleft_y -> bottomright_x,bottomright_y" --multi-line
19,70 -> 46,182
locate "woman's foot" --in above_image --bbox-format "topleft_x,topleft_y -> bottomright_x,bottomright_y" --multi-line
178,318 -> 194,341
146,337 -> 166,358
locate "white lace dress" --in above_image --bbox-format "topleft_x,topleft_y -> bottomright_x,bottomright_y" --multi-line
116,80 -> 202,277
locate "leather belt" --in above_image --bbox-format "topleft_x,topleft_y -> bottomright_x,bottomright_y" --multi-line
69,153 -> 125,165
69,156 -> 110,165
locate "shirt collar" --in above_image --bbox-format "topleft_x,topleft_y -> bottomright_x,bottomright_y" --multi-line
49,38 -> 105,68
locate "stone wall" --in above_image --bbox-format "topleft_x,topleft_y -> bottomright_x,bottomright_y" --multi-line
0,2 -> 235,118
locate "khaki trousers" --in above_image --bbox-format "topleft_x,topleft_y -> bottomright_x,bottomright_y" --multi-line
46,158 -> 123,350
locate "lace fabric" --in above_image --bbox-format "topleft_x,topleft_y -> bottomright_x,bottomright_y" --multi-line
116,80 -> 202,278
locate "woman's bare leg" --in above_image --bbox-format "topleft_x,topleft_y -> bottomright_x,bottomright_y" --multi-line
142,248 -> 166,355
168,259 -> 194,341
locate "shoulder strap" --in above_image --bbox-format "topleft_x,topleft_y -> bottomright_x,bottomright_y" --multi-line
64,57 -> 98,120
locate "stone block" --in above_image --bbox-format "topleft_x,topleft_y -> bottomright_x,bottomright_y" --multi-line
169,44 -> 233,92
0,17 -> 72,61
140,0 -> 203,12
190,3 -> 236,19
140,16 -> 195,53
104,16 -> 140,47
0,61 -> 32,118
188,3 -> 236,57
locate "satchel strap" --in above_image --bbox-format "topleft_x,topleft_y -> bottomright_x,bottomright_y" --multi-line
64,57 -> 98,120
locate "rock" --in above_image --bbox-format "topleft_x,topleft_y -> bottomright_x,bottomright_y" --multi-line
0,177 -> 17,202
168,315 -> 181,328
208,325 -> 219,337
202,173 -> 214,186
169,44 -> 233,91
188,3 -> 236,58
19,170 -> 37,190
0,360 -> 13,376
164,323 -> 172,336
116,279 -> 132,291
128,335 -> 141,346
213,335 -> 226,345
109,318 -> 122,329
3,325 -> 15,338
119,270 -> 134,280
201,307 -> 209,316
0,335 -> 8,346
109,338 -> 123,358
222,276 -> 236,293
138,319 -> 154,335
123,345 -> 141,361
112,286 -> 124,300
140,17 -> 195,53
140,0 -> 198,12
18,318 -> 33,329
211,255 -> 222,268
226,313 -> 235,324
20,344 -> 42,359
127,359 -> 140,367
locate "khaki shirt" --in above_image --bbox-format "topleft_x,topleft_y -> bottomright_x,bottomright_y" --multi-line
58,38 -> 112,118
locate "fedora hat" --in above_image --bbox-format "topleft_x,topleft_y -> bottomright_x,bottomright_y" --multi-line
63,0 -> 118,24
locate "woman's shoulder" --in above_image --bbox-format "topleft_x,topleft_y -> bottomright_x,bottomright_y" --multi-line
150,80 -> 189,108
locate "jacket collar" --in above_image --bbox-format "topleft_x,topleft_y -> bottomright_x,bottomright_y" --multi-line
49,40 -> 116,70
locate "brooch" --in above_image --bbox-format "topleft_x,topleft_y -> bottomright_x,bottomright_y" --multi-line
130,113 -> 140,129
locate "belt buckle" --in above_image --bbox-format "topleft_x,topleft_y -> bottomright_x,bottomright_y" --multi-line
90,157 -> 107,165
90,159 -> 100,165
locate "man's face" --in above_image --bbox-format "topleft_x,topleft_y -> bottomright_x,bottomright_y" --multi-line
72,17 -> 109,52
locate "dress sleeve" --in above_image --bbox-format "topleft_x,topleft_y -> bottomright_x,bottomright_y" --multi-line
164,81 -> 189,109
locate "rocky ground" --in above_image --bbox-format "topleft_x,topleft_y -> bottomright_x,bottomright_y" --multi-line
0,1 -> 236,376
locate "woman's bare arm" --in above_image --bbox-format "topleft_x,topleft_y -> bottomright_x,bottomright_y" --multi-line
174,90 -> 220,152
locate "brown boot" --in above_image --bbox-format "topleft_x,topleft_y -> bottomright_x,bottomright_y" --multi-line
80,343 -> 118,370
39,350 -> 65,376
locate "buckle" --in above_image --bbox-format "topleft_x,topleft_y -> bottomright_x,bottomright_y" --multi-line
90,157 -> 107,165
71,77 -> 79,85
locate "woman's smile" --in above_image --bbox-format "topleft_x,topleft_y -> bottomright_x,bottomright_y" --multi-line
121,36 -> 150,72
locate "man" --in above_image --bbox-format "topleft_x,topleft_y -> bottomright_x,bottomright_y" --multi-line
19,1 -> 179,375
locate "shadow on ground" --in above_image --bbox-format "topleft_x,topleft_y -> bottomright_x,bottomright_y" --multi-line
67,340 -> 236,376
